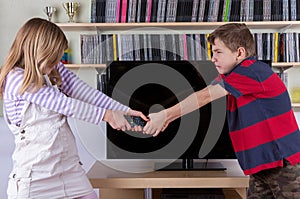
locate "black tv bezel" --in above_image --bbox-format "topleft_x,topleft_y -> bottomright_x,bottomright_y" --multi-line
102,60 -> 237,170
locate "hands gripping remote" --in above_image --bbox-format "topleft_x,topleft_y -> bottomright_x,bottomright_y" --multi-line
124,115 -> 146,127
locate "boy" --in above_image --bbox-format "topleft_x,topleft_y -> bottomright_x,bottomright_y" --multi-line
143,23 -> 300,198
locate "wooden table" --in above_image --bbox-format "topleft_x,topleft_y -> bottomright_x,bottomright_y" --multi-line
87,160 -> 249,199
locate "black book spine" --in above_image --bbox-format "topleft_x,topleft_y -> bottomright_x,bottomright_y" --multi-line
140,0 -> 147,22
253,0 -> 263,21
297,0 -> 300,20
150,0 -> 159,22
202,0 -> 210,22
278,0 -> 283,20
176,0 -> 184,22
217,0 -> 225,21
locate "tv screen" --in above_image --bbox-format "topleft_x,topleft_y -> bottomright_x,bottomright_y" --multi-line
103,60 -> 236,170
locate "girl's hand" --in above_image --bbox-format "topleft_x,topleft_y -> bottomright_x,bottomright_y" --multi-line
103,109 -> 149,132
103,110 -> 131,131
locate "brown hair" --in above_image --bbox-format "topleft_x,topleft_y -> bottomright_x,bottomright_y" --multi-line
208,23 -> 256,57
0,18 -> 68,98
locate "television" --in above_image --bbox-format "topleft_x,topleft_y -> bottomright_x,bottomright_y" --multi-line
101,60 -> 236,170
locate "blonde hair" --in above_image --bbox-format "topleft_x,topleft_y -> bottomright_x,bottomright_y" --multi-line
208,23 -> 256,57
0,18 -> 68,98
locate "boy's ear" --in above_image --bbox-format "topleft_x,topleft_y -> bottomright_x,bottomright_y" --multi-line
237,47 -> 247,60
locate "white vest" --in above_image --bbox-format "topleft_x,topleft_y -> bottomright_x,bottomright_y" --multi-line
4,76 -> 93,198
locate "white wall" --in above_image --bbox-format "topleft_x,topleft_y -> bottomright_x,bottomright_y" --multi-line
0,1 -> 97,198
0,0 -> 95,116
0,0 -> 91,63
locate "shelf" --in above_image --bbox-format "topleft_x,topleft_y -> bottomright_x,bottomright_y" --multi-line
57,21 -> 300,32
272,62 -> 300,72
65,64 -> 106,68
293,103 -> 300,108
65,62 -> 300,69
272,62 -> 300,68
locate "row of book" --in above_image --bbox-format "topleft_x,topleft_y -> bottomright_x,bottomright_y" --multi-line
254,32 -> 300,63
90,0 -> 300,23
81,33 -> 211,64
97,69 -> 289,93
80,32 -> 300,64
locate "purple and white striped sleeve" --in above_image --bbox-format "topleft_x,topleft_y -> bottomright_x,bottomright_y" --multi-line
57,62 -> 129,113
5,68 -> 114,125
23,85 -> 107,125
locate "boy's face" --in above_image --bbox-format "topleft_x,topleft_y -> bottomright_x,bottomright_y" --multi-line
211,38 -> 241,75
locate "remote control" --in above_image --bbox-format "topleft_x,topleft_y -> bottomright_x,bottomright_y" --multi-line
124,115 -> 146,127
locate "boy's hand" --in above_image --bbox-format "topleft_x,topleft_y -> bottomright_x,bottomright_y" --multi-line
143,110 -> 169,137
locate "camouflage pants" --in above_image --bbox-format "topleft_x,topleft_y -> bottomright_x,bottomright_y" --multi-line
247,160 -> 300,199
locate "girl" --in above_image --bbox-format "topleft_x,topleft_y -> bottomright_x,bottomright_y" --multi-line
0,18 -> 147,199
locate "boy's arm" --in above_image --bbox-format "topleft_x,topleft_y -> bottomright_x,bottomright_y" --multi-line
166,84 -> 228,123
144,84 -> 228,136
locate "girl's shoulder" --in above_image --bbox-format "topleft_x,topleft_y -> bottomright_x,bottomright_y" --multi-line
7,66 -> 23,76
6,67 -> 24,86
8,67 -> 24,76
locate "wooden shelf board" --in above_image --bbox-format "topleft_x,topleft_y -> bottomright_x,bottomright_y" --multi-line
65,64 -> 106,68
57,21 -> 300,32
65,62 -> 300,69
292,103 -> 300,108
272,62 -> 300,68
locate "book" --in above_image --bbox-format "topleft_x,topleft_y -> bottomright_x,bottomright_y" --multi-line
191,0 -> 200,22
127,0 -> 138,22
150,0 -> 159,21
146,0 -> 153,22
157,0 -> 168,22
248,0 -> 254,21
121,0 -> 128,22
203,0 -> 210,22
160,34 -> 167,60
263,0 -> 271,21
197,0 -> 206,22
91,0 -> 97,22
187,34 -> 196,60
222,0 -> 231,22
134,34 -> 141,60
217,0 -> 225,21
106,0 -> 118,22
166,0 -> 178,22
206,34 -> 211,60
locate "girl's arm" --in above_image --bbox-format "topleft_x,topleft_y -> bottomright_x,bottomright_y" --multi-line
57,62 -> 129,112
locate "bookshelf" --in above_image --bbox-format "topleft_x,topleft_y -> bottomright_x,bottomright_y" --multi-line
57,21 -> 300,70
65,62 -> 300,69
57,21 -> 300,108
57,21 -> 300,32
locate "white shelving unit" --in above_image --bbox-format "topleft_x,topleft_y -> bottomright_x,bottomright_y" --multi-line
57,21 -> 300,108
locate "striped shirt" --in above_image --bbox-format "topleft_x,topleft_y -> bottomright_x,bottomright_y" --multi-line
213,57 -> 300,175
3,62 -> 129,126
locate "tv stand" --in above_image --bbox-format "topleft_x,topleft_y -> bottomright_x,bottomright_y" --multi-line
156,159 -> 227,171
87,160 -> 249,199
